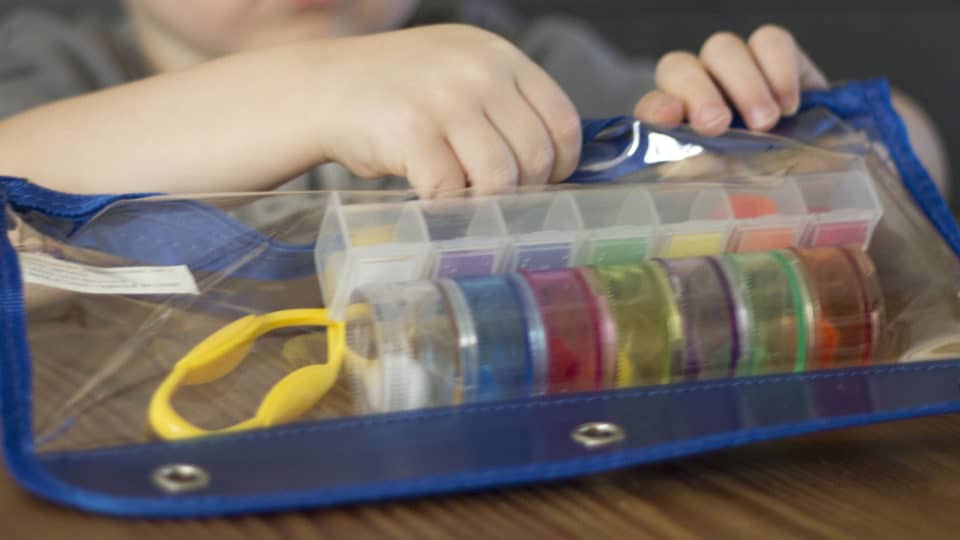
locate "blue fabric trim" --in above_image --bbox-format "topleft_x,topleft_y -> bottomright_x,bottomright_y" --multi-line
36,404 -> 960,518
0,176 -> 157,233
569,117 -> 790,184
65,199 -> 315,281
0,176 -> 316,281
20,360 -> 960,518
799,79 -> 960,258
0,190 -> 66,510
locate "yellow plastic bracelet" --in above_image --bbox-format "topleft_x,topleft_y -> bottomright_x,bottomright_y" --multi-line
148,309 -> 345,440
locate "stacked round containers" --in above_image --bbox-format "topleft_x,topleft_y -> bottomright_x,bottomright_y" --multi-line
345,248 -> 885,413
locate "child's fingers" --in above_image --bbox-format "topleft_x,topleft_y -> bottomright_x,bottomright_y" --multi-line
655,51 -> 732,136
484,88 -> 556,186
403,130 -> 467,199
747,25 -> 801,115
699,32 -> 781,131
633,90 -> 685,126
445,115 -> 519,196
514,64 -> 583,183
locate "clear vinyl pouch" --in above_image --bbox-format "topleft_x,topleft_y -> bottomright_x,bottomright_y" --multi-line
3,79 -> 960,517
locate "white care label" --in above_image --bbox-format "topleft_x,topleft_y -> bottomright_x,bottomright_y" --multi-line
18,252 -> 199,295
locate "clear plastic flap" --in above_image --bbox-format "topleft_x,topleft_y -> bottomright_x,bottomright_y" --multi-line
5,107 -> 959,462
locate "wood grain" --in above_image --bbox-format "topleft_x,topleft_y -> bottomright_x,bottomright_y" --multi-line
4,413 -> 960,539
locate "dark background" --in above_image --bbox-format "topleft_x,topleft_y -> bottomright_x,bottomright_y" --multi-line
2,0 -> 958,206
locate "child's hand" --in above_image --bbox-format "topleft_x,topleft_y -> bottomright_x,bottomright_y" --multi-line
313,24 -> 582,198
633,25 -> 829,136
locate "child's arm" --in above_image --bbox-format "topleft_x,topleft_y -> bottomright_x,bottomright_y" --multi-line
0,24 -> 582,198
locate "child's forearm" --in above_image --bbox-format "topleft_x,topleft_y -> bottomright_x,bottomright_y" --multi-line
0,24 -> 585,199
0,42 -> 335,194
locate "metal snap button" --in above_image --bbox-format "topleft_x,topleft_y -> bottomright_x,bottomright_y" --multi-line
152,463 -> 210,494
571,421 -> 625,449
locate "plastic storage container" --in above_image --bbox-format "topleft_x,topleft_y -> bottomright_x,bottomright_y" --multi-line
454,274 -> 548,400
342,247 -> 886,414
520,269 -> 615,394
345,280 -> 474,413
569,187 -> 659,266
316,174 -> 883,320
316,193 -> 431,319
658,257 -> 740,381
588,264 -> 683,387
796,166 -> 882,249
725,178 -> 811,252
420,198 -> 509,280
791,246 -> 885,367
497,192 -> 583,272
651,187 -> 733,258
719,250 -> 813,376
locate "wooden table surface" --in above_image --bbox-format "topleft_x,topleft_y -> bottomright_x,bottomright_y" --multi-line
4,413 -> 960,539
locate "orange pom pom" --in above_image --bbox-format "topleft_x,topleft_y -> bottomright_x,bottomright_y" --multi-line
816,320 -> 840,368
711,194 -> 779,219
730,195 -> 779,218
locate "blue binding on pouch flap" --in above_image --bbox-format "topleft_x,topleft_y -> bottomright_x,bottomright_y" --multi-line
3,78 -> 960,518
571,115 -> 794,184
